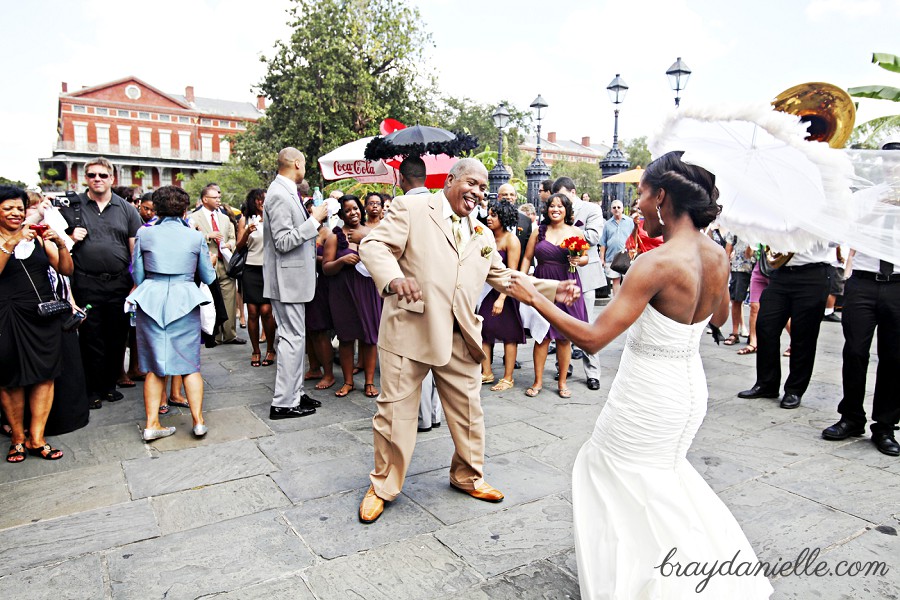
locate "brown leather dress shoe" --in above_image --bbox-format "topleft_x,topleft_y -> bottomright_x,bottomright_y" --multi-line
451,481 -> 504,503
359,485 -> 385,524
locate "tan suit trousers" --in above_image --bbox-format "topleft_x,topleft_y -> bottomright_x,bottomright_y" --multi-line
371,331 -> 484,501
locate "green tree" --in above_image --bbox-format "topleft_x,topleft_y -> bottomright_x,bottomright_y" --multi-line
182,162 -> 265,208
0,176 -> 27,188
622,136 -> 651,168
234,0 -> 435,185
848,52 -> 900,149
551,159 -> 602,200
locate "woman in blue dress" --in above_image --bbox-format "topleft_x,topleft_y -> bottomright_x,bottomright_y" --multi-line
127,186 -> 217,441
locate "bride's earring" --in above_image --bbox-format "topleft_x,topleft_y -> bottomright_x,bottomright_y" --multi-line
657,206 -> 665,226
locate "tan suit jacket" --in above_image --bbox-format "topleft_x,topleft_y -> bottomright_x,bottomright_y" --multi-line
194,208 -> 236,275
360,190 -> 557,365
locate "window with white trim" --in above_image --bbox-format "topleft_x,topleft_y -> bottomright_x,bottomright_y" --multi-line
201,134 -> 213,160
138,127 -> 152,154
159,129 -> 172,158
73,122 -> 88,150
96,124 -> 110,153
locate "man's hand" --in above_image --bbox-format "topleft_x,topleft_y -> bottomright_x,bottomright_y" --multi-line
70,227 -> 88,242
389,277 -> 422,303
555,279 -> 581,306
310,203 -> 329,224
207,231 -> 224,243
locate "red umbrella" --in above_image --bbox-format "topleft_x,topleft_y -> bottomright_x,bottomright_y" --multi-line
385,154 -> 457,189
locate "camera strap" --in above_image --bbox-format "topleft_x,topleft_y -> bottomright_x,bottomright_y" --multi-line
18,254 -> 60,304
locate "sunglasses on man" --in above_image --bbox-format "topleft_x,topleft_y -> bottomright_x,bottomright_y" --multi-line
86,172 -> 110,179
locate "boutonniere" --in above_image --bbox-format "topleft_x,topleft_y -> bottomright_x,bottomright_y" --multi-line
473,225 -> 484,236
481,246 -> 493,258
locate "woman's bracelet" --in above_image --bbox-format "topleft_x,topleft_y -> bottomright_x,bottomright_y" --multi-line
0,245 -> 12,255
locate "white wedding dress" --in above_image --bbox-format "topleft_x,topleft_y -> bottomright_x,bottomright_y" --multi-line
573,305 -> 773,599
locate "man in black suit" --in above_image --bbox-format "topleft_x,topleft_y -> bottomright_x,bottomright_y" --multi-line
497,183 -> 530,266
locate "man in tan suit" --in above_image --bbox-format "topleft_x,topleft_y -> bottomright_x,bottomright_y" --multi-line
357,158 -> 580,523
194,184 -> 243,344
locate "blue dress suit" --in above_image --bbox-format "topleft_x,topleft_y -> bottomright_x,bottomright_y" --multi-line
127,218 -> 217,376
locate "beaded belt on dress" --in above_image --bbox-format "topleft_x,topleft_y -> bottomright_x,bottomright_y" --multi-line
145,273 -> 195,282
626,337 -> 696,359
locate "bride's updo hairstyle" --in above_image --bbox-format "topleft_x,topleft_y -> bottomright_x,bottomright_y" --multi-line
642,151 -> 720,229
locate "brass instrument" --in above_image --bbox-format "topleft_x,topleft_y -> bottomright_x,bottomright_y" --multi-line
764,82 -> 857,268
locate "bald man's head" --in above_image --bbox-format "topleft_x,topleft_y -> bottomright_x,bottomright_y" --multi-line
497,183 -> 517,203
277,147 -> 306,183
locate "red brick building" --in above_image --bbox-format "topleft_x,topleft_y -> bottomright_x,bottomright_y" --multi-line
39,76 -> 264,191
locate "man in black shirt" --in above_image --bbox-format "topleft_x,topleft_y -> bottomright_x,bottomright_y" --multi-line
61,157 -> 142,409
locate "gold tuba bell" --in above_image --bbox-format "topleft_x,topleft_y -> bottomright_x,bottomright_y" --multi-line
763,82 -> 857,268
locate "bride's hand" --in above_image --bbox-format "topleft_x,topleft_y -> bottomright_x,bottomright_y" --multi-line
505,272 -> 538,305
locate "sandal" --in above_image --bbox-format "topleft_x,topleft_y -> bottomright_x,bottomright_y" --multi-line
364,383 -> 380,398
117,378 -> 136,388
558,387 -> 572,398
335,383 -> 355,397
261,352 -> 276,367
250,353 -> 261,368
783,346 -> 792,357
525,386 -> 542,397
490,378 -> 514,392
159,404 -> 171,415
168,397 -> 190,408
737,344 -> 757,355
723,333 -> 740,346
26,443 -> 63,460
6,443 -> 26,463
481,373 -> 495,385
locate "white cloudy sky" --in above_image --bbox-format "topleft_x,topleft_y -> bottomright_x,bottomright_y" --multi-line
1,0 -> 898,184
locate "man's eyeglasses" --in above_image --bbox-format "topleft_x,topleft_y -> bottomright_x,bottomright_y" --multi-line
86,172 -> 110,179
611,205 -> 623,210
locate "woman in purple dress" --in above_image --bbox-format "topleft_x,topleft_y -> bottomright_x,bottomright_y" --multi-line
322,195 -> 382,399
304,226 -> 336,389
479,199 -> 525,392
520,193 -> 588,398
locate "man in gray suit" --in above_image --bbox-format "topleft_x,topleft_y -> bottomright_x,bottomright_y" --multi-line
263,148 -> 329,419
553,177 -> 606,390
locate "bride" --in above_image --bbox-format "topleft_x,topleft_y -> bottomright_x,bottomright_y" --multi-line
507,151 -> 772,599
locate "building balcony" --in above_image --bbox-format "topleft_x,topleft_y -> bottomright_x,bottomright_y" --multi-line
52,141 -> 226,163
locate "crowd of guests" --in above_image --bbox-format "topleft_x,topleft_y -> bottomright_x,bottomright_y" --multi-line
2,152 -> 897,464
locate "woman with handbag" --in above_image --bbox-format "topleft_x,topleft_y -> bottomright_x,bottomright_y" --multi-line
235,189 -> 276,367
127,186 -> 217,441
0,186 -> 73,462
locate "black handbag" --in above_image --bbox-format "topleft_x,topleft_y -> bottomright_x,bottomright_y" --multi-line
610,250 -> 632,275
19,258 -> 70,318
225,247 -> 248,279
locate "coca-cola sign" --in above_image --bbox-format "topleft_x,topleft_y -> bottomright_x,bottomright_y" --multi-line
333,160 -> 385,177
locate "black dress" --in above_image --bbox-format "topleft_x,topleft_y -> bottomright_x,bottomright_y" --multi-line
0,240 -> 64,387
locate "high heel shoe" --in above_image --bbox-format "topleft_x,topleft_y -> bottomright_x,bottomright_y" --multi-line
192,424 -> 208,437
142,427 -> 176,441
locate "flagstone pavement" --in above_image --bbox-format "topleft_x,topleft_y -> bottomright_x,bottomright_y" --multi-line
1,308 -> 897,599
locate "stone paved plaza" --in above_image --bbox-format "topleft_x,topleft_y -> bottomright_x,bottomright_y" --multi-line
1,307 -> 898,599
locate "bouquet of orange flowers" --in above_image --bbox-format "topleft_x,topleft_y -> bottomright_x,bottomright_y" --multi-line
560,236 -> 590,273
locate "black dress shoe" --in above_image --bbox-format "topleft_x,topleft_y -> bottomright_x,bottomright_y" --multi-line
225,337 -> 248,345
300,394 -> 321,409
417,425 -> 432,433
269,405 -> 316,420
89,395 -> 103,410
106,390 -> 124,402
554,364 -> 574,381
780,393 -> 802,409
514,361 -> 521,370
547,341 -> 556,355
572,348 -> 585,360
737,385 -> 779,399
872,429 -> 900,456
822,420 -> 865,441
586,378 -> 600,390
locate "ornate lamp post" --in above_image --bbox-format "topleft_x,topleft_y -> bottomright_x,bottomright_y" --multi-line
600,74 -> 630,217
525,94 -> 550,208
666,57 -> 692,107
488,103 -> 511,193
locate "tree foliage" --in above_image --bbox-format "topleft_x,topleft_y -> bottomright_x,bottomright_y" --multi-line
551,159 -> 602,200
849,52 -> 900,147
0,176 -> 27,188
234,0 -> 435,185
183,162 -> 265,209
622,136 -> 651,169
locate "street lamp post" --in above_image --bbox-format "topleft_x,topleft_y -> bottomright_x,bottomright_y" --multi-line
600,74 -> 630,217
666,57 -> 691,107
525,94 -> 550,208
488,103 -> 511,193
